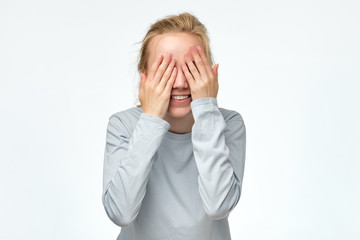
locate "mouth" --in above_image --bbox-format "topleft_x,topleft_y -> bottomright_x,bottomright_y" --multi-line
170,95 -> 192,103
171,95 -> 191,100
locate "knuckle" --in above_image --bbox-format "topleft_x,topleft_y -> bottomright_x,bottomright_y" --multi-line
189,65 -> 196,71
163,69 -> 172,78
195,59 -> 203,66
158,64 -> 167,72
163,73 -> 171,80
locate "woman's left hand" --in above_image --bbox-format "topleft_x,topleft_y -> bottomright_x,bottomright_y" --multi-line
181,45 -> 219,101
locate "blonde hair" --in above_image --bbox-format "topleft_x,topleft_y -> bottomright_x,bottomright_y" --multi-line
137,12 -> 213,74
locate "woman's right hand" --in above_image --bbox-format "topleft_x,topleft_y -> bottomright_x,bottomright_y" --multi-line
138,53 -> 177,119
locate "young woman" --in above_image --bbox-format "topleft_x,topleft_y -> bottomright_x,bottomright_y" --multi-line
102,12 -> 246,240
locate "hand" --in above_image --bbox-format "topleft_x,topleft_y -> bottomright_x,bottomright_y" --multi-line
181,45 -> 219,100
138,53 -> 177,119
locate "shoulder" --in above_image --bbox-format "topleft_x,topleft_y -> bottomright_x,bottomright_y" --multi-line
107,107 -> 142,136
219,107 -> 246,142
219,107 -> 244,123
110,106 -> 142,122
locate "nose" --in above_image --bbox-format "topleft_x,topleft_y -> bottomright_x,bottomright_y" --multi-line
173,65 -> 189,89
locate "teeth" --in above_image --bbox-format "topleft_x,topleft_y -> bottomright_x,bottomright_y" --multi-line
172,95 -> 190,100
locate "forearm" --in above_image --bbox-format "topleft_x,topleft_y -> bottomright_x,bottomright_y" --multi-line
102,113 -> 169,227
191,98 -> 245,219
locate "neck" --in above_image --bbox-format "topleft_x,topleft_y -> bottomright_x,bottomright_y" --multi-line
164,113 -> 194,134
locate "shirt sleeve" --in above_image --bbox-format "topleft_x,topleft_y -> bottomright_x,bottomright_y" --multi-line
102,112 -> 170,227
190,97 -> 246,220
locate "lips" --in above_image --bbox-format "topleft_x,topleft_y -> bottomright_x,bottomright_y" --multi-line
170,95 -> 192,103
171,95 -> 191,100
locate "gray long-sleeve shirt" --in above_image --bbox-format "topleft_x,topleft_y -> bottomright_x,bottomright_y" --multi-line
102,97 -> 246,240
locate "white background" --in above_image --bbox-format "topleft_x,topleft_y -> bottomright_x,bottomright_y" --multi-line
1,0 -> 359,239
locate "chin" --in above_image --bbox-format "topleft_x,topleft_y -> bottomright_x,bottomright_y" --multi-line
166,105 -> 192,119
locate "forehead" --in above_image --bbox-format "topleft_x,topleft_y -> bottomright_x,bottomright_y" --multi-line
147,32 -> 204,67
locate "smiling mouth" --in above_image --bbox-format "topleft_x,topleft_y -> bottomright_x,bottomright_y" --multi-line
171,95 -> 191,100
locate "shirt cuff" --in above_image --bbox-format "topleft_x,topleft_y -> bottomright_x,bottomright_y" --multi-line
139,113 -> 170,131
191,97 -> 219,119
191,97 -> 218,107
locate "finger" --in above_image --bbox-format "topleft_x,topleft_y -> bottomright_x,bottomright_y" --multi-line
158,58 -> 176,90
190,46 -> 207,77
184,53 -> 201,81
140,72 -> 146,89
148,54 -> 164,80
196,46 -> 214,77
153,53 -> 172,84
164,66 -> 177,94
212,64 -> 219,79
138,72 -> 146,101
181,61 -> 195,87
